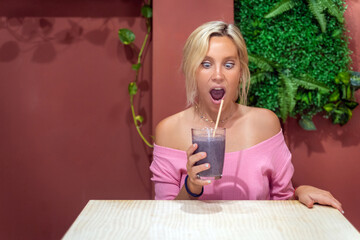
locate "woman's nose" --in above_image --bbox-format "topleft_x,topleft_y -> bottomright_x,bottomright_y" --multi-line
211,66 -> 224,82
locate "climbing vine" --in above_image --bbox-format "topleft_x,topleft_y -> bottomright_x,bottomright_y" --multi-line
118,2 -> 153,147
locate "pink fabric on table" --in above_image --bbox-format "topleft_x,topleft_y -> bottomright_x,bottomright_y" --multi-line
150,130 -> 294,200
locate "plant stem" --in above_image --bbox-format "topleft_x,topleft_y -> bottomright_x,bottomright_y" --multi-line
135,22 -> 151,83
130,94 -> 153,148
137,31 -> 149,66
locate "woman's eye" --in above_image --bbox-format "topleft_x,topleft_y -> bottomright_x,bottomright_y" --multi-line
201,62 -> 211,69
225,62 -> 235,69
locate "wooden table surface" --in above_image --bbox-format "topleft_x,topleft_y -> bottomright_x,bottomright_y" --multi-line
63,200 -> 360,240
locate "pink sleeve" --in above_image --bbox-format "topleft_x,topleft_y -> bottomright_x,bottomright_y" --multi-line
269,134 -> 295,200
149,144 -> 187,200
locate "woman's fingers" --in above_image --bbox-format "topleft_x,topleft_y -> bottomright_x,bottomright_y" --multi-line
191,163 -> 210,176
186,143 -> 211,186
186,143 -> 198,159
299,195 -> 315,208
297,186 -> 344,214
311,193 -> 344,213
186,143 -> 207,170
188,152 -> 206,166
187,154 -> 211,185
188,164 -> 211,184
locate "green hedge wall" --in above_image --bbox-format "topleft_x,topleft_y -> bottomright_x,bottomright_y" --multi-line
234,0 -> 358,129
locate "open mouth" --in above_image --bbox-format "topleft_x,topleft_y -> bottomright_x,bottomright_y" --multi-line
210,88 -> 225,101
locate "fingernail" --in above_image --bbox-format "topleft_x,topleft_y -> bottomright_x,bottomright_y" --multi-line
207,180 -> 211,184
205,164 -> 209,168
341,210 -> 345,214
193,144 -> 196,147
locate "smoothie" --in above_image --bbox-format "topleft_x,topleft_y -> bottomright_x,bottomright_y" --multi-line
192,128 -> 226,180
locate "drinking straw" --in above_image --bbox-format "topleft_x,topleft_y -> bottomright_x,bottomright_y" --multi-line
213,99 -> 224,137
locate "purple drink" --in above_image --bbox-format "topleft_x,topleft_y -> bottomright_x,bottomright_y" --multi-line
192,128 -> 226,180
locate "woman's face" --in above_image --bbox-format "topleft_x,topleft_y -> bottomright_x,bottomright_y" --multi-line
195,36 -> 241,112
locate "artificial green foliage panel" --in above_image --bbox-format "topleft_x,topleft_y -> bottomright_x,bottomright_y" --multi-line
234,0 -> 354,127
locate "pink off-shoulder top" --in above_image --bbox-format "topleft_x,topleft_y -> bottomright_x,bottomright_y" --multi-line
150,130 -> 294,200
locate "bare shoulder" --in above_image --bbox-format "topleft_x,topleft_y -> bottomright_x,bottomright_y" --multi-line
154,109 -> 191,150
245,106 -> 281,139
155,113 -> 181,147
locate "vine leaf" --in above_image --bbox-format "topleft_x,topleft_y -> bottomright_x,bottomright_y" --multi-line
128,82 -> 138,96
135,115 -> 144,124
141,5 -> 153,18
264,0 -> 295,18
132,63 -> 142,70
118,28 -> 135,45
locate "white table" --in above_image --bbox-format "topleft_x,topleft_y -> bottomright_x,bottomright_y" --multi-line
63,200 -> 360,239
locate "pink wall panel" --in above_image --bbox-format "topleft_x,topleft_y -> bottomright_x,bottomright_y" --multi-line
152,0 -> 234,129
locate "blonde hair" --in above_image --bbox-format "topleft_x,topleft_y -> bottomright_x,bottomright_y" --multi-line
181,21 -> 250,106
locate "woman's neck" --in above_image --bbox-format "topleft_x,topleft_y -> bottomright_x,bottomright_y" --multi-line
195,101 -> 238,126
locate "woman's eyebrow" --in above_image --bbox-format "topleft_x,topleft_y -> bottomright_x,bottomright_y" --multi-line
202,56 -> 213,61
223,55 -> 238,60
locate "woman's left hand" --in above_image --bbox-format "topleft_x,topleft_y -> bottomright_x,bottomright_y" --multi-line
295,185 -> 344,214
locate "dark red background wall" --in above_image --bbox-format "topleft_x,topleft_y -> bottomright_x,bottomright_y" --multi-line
1,0 -> 359,239
0,0 -> 153,239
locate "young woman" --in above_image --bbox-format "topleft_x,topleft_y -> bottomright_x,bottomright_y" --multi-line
150,21 -> 343,213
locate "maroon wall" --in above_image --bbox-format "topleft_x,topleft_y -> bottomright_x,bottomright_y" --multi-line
1,0 -> 359,239
0,1 -> 153,239
153,0 -> 360,231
